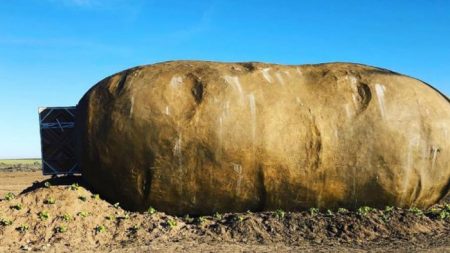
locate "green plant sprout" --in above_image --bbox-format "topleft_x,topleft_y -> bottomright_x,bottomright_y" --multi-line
167,219 -> 177,228
44,197 -> 56,205
439,210 -> 450,220
0,218 -> 13,226
213,212 -> 222,220
55,225 -> 67,233
426,207 -> 449,220
70,183 -> 79,191
183,215 -> 194,223
77,211 -> 89,218
10,204 -> 23,210
16,224 -> 29,233
61,213 -> 72,222
197,216 -> 206,224
408,207 -> 424,217
309,208 -> 319,216
4,192 -> 15,201
38,211 -> 50,221
94,225 -> 106,233
384,206 -> 394,213
357,206 -> 374,216
233,215 -> 244,222
275,209 -> 285,219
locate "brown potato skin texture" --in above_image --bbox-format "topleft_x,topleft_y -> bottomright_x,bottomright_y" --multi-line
75,61 -> 450,215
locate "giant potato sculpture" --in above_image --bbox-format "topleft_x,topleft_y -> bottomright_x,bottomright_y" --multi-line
75,61 -> 450,215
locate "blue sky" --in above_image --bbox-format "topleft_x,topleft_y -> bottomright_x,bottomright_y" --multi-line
0,0 -> 449,158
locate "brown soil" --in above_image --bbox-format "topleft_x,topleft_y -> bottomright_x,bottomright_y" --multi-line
0,171 -> 48,198
0,173 -> 449,252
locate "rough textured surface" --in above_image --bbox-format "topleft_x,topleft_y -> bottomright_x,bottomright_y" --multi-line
75,61 -> 450,215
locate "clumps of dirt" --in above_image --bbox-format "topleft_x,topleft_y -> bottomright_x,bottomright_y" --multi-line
0,178 -> 449,252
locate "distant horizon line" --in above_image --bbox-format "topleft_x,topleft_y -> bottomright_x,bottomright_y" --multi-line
0,158 -> 41,160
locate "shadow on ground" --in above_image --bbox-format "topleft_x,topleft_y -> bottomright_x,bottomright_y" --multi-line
20,175 -> 89,195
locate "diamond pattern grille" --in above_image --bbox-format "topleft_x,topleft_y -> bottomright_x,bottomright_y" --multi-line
39,107 -> 80,175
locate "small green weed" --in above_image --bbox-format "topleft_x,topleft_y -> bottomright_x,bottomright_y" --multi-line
4,192 -> 15,201
233,215 -> 244,222
408,207 -> 424,217
147,207 -> 156,215
61,213 -> 72,222
77,211 -> 89,218
357,206 -> 374,216
337,208 -> 348,214
213,212 -> 222,220
70,183 -> 79,191
309,208 -> 319,216
428,204 -> 449,220
167,219 -> 177,228
275,209 -> 285,219
38,211 -> 50,221
427,207 -> 440,215
16,224 -> 29,233
183,215 -> 194,223
94,225 -> 106,233
381,214 -> 390,222
44,197 -> 56,205
91,194 -> 100,200
55,225 -> 67,233
197,216 -> 206,224
381,206 -> 395,222
0,218 -> 13,226
10,204 -> 22,210
439,210 -> 450,220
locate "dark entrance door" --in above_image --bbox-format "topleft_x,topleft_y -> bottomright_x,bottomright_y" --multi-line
38,107 -> 80,175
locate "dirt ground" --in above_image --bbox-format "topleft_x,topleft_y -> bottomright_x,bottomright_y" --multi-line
0,171 -> 48,198
0,168 -> 449,252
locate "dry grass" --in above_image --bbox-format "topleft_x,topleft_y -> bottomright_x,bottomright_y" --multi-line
0,159 -> 41,165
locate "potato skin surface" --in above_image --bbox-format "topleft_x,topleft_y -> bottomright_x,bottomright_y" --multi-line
76,61 -> 450,215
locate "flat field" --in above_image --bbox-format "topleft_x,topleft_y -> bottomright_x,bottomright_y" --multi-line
0,159 -> 41,173
0,159 -> 41,165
